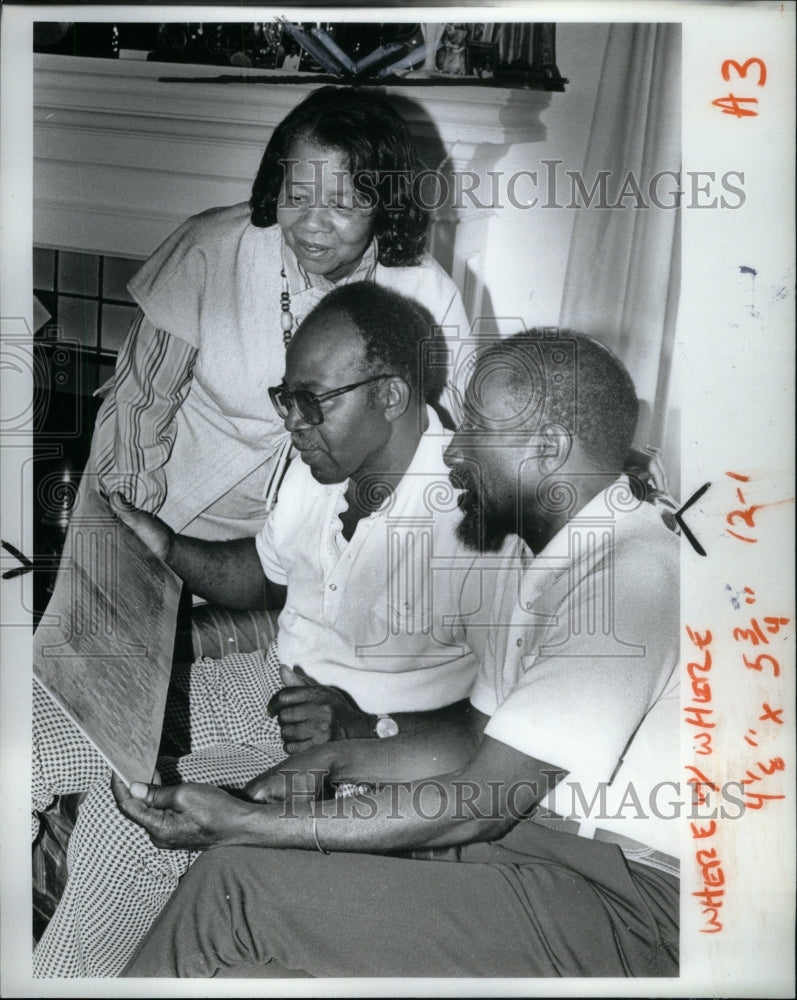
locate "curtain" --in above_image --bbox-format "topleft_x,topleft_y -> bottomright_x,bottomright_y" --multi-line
559,23 -> 681,454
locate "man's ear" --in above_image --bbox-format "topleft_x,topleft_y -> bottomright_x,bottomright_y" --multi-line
538,422 -> 572,473
381,376 -> 412,423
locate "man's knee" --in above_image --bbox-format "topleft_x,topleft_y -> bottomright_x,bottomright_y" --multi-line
183,846 -> 307,910
182,845 -> 254,899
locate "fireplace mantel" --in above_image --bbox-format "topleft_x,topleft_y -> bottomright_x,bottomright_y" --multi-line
34,53 -> 552,316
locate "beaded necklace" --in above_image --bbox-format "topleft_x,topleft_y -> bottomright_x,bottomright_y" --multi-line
279,265 -> 294,347
280,240 -> 378,347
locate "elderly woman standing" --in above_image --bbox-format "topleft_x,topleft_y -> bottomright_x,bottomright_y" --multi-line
90,85 -> 468,540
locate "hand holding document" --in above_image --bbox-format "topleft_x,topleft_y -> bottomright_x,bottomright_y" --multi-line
108,491 -> 174,562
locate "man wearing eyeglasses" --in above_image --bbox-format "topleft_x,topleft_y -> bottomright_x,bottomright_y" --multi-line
106,281 -> 492,744
32,282 -> 501,975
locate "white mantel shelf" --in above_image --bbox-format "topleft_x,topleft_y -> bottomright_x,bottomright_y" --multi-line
34,53 -> 551,262
34,53 -> 551,146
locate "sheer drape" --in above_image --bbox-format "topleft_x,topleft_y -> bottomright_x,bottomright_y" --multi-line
560,23 -> 681,454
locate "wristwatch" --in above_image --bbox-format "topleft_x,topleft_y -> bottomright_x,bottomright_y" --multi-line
374,714 -> 400,739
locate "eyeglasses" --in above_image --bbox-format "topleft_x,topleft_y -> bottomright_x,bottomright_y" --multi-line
268,374 -> 392,426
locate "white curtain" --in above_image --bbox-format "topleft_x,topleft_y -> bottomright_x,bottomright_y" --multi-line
559,23 -> 681,454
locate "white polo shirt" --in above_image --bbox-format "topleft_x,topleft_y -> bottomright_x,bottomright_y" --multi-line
468,479 -> 680,857
256,408 -> 495,714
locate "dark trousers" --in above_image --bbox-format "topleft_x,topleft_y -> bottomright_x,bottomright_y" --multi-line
121,821 -> 678,979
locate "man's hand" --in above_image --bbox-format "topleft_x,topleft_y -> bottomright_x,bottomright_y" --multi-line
111,773 -> 247,851
268,664 -> 373,752
244,758 -> 328,804
109,491 -> 174,562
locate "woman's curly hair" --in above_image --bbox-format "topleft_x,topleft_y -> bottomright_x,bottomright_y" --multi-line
250,86 -> 428,267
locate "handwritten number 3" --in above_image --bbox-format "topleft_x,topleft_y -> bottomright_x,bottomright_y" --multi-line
722,58 -> 767,86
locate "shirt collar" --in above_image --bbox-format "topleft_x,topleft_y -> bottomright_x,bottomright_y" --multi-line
508,476 -> 638,610
282,236 -> 379,296
534,475 -> 638,565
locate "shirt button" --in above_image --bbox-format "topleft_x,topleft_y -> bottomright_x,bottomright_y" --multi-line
329,583 -> 337,591
516,637 -> 522,647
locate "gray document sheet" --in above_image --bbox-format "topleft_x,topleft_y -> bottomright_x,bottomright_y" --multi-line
33,489 -> 181,786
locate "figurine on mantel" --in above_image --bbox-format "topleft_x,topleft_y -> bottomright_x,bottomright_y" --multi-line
416,23 -> 445,76
437,23 -> 469,76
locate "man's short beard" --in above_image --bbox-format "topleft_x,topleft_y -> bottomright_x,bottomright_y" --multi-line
450,465 -> 511,553
455,506 -> 512,553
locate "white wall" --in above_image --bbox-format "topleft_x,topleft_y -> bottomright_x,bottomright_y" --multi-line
477,23 -> 611,333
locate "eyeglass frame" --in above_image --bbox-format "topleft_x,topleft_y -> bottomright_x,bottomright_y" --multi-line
268,373 -> 394,426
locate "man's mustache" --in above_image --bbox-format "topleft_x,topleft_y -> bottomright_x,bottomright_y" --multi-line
291,433 -> 316,450
448,465 -> 479,495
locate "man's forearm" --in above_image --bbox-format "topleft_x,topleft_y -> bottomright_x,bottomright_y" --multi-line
167,535 -> 279,610
232,772 -> 512,855
116,768 -> 503,856
336,714 -> 483,783
388,698 -> 477,739
339,698 -> 478,742
287,719 -> 480,788
233,740 -> 553,854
